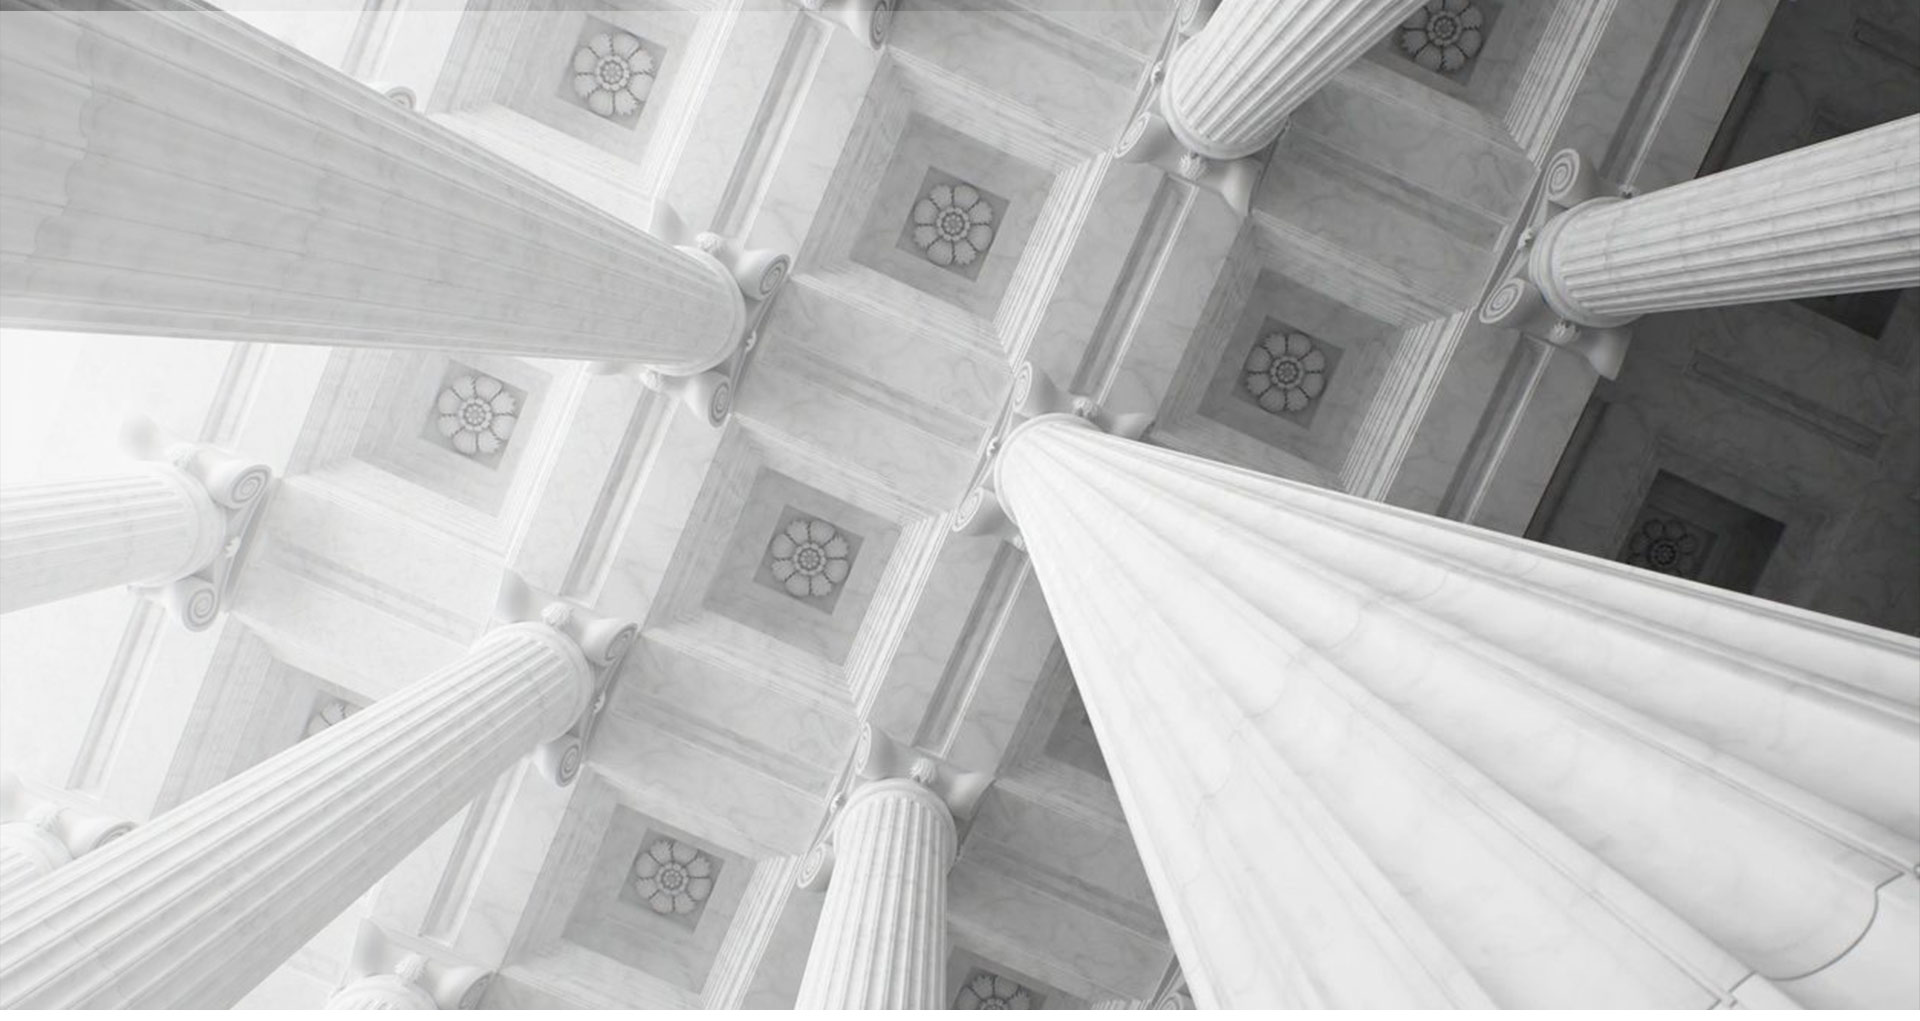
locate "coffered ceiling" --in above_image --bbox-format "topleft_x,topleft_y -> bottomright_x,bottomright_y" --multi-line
0,0 -> 1791,1009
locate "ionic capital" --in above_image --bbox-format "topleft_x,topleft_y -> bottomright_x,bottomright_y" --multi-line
493,574 -> 640,787
590,202 -> 792,428
324,921 -> 491,1010
954,363 -> 1153,546
794,0 -> 895,50
798,724 -> 991,892
119,416 -> 273,631
1477,148 -> 1638,378
0,772 -> 133,883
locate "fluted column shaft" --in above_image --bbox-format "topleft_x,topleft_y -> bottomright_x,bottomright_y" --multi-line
0,3 -> 743,372
0,622 -> 595,1009
795,780 -> 955,1009
1162,0 -> 1425,159
0,838 -> 51,891
0,470 -> 223,614
1530,115 -> 1920,326
994,415 -> 1920,1009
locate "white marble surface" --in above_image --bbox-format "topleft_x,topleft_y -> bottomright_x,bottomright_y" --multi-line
0,7 -> 743,369
997,417 -> 1920,1008
1161,0 -> 1427,159
0,621 -> 597,1008
10,0 -> 1901,1011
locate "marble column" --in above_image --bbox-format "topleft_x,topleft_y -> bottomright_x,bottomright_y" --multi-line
0,3 -> 762,374
0,603 -> 636,1009
794,726 -> 989,1010
0,773 -> 132,890
0,471 -> 222,616
0,426 -> 270,628
1491,115 -> 1920,331
1118,0 -> 1424,212
979,413 -> 1920,1009
1164,0 -> 1424,158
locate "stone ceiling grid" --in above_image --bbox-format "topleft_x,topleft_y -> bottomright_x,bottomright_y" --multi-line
18,0 -> 1835,1009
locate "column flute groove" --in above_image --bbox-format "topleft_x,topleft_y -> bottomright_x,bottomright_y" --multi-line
957,400 -> 1919,1009
0,2 -> 772,373
0,602 -> 637,1009
794,727 -> 990,1010
1116,0 -> 1424,213
1514,116 -> 1920,329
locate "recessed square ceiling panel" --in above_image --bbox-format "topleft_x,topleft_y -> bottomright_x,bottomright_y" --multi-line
1616,469 -> 1784,593
944,948 -> 1078,1010
1363,0 -> 1546,122
850,113 -> 1053,317
355,350 -> 551,517
704,470 -> 901,666
493,2 -> 697,162
563,806 -> 745,990
1195,269 -> 1394,471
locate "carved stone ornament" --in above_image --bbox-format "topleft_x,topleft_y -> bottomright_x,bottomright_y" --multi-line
594,202 -> 792,429
1242,330 -> 1328,415
800,724 -> 993,894
952,362 -> 1154,548
631,838 -> 717,916
0,772 -> 133,884
325,920 -> 491,1010
911,181 -> 997,269
434,372 -> 519,459
568,29 -> 658,122
495,573 -> 640,788
119,416 -> 272,632
1396,0 -> 1487,75
953,969 -> 1039,1010
1476,147 -> 1636,379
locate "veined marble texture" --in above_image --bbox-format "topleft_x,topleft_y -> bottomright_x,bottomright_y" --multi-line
1533,294 -> 1920,634
10,0 -> 1918,1011
798,50 -> 1104,358
948,856 -> 1168,1003
885,1 -> 1140,152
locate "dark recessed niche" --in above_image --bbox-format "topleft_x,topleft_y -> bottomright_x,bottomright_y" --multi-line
1795,288 -> 1905,340
1617,470 -> 1784,595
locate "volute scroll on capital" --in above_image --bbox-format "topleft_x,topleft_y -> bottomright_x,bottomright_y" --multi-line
1477,146 -> 1639,378
797,724 -> 992,892
493,573 -> 640,788
119,415 -> 274,632
590,202 -> 793,428
952,362 -> 1154,547
324,920 -> 492,1010
1113,80 -> 1266,217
